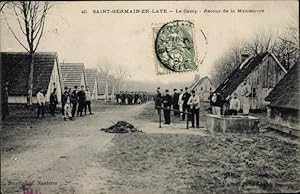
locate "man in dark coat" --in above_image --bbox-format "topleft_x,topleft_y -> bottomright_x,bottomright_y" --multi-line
162,89 -> 172,124
155,87 -> 162,111
49,88 -> 58,116
172,88 -> 180,117
77,86 -> 86,117
181,87 -> 191,121
2,85 -> 9,121
71,86 -> 78,117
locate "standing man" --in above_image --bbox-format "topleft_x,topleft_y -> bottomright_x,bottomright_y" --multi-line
84,86 -> 93,115
62,87 -> 72,121
36,88 -> 45,118
162,89 -> 172,125
71,86 -> 78,118
2,85 -> 9,121
49,88 -> 58,116
211,92 -> 222,116
187,90 -> 200,128
173,89 -> 180,117
77,86 -> 86,117
240,80 -> 251,116
178,89 -> 184,118
181,87 -> 191,121
155,87 -> 162,112
229,93 -> 240,115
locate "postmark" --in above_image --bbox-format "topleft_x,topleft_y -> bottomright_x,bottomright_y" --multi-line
153,20 -> 200,75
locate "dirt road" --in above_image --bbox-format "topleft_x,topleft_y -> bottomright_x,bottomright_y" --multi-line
1,103 -> 151,193
1,102 -> 299,193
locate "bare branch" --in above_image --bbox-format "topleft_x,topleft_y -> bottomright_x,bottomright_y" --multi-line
2,11 -> 29,52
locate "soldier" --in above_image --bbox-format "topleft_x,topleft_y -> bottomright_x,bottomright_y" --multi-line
62,87 -> 72,121
134,92 -> 139,104
84,86 -> 93,115
36,88 -> 45,118
71,86 -> 78,118
181,87 -> 191,121
155,87 -> 162,112
77,86 -> 86,117
162,89 -> 172,124
49,88 -> 58,116
173,88 -> 180,117
240,80 -> 251,115
229,93 -> 241,115
2,84 -> 9,121
187,90 -> 200,128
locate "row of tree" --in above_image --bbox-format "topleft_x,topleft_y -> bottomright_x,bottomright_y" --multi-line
211,21 -> 299,86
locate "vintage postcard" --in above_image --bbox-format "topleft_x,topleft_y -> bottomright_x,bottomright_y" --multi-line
1,1 -> 299,193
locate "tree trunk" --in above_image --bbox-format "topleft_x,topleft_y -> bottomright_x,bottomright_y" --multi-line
27,52 -> 34,106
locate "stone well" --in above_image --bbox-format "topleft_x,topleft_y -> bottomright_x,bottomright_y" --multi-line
206,114 -> 259,134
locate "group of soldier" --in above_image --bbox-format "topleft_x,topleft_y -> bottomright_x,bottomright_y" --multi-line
115,91 -> 153,105
61,85 -> 93,121
155,87 -> 201,128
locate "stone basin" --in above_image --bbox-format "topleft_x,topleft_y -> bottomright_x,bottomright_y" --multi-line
206,114 -> 260,134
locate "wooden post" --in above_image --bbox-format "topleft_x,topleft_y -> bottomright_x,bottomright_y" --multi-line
186,112 -> 189,129
159,107 -> 161,128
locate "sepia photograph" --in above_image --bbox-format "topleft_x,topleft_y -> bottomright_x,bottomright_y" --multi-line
1,1 -> 299,193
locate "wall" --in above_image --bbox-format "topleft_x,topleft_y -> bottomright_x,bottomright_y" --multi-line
194,78 -> 215,102
233,55 -> 286,110
268,106 -> 300,130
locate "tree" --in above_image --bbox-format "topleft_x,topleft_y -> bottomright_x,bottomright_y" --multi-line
115,65 -> 130,92
2,1 -> 52,105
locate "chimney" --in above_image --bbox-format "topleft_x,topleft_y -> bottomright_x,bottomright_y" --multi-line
241,54 -> 250,63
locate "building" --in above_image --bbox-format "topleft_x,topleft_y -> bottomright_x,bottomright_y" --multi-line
190,76 -> 215,102
85,68 -> 98,100
214,52 -> 287,110
265,62 -> 299,136
60,63 -> 86,90
1,52 -> 62,104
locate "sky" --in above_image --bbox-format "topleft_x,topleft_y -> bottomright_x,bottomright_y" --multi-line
1,1 -> 298,84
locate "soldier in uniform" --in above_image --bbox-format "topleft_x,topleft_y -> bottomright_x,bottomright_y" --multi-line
77,86 -> 86,117
173,88 -> 180,117
71,86 -> 78,118
240,80 -> 251,115
49,88 -> 58,116
162,89 -> 172,124
181,87 -> 191,121
155,87 -> 162,112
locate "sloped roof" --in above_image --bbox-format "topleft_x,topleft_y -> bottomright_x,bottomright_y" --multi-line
1,52 -> 58,96
85,68 -> 97,92
190,76 -> 214,91
214,52 -> 286,99
60,63 -> 85,89
265,62 -> 299,110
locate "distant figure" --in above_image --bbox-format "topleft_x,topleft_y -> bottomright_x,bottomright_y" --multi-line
50,88 -> 58,116
173,89 -> 180,117
181,87 -> 191,121
36,88 -> 45,118
155,87 -> 162,112
178,89 -> 184,118
134,92 -> 139,104
84,86 -> 93,115
162,89 -> 172,124
62,87 -> 72,121
211,92 -> 221,116
2,85 -> 9,120
229,93 -> 240,115
77,86 -> 86,117
240,80 -> 251,115
187,90 -> 200,128
71,86 -> 78,117
116,93 -> 121,104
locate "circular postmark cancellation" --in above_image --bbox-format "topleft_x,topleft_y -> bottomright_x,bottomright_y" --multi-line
155,20 -> 197,73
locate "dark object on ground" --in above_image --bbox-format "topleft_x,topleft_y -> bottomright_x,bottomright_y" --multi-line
101,121 -> 142,133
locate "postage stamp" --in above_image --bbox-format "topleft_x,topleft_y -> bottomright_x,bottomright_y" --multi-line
153,20 -> 199,75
